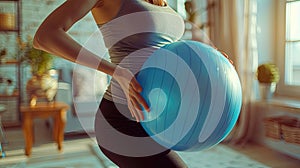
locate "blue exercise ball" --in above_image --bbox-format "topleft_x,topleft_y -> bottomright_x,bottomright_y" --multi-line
136,40 -> 242,151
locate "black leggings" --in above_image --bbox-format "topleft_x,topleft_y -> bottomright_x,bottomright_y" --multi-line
95,98 -> 187,168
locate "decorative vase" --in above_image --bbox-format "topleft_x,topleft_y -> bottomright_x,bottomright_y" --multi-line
259,83 -> 276,100
26,70 -> 58,105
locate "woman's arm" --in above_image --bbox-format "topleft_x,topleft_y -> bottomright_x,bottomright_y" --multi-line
33,0 -> 116,76
33,0 -> 149,121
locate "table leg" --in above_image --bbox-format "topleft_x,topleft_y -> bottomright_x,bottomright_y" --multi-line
56,110 -> 67,151
23,116 -> 33,156
53,116 -> 59,142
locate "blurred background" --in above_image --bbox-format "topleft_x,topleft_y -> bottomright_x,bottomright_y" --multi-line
0,0 -> 300,167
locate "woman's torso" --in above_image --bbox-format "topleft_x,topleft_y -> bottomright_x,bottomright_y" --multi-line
93,0 -> 185,104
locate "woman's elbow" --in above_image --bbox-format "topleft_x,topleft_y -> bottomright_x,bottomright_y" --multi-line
33,35 -> 41,49
33,29 -> 45,50
33,25 -> 52,50
33,25 -> 63,50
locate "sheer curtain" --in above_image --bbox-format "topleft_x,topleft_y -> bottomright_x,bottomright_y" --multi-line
207,0 -> 258,144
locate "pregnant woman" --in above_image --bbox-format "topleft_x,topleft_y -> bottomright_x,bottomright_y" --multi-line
34,0 -> 187,167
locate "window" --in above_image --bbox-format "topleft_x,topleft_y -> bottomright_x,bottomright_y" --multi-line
276,0 -> 300,97
166,0 -> 186,17
285,0 -> 300,85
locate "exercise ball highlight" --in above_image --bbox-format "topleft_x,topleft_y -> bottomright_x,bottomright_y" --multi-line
136,40 -> 242,151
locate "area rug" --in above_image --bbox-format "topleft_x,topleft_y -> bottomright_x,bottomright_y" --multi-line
177,145 -> 269,168
0,139 -> 269,168
0,139 -> 112,168
90,143 -> 269,168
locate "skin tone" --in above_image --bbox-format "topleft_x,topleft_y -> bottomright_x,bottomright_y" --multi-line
33,0 -> 166,122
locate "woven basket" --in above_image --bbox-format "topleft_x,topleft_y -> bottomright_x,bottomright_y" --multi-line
282,121 -> 300,145
263,116 -> 298,140
0,13 -> 15,30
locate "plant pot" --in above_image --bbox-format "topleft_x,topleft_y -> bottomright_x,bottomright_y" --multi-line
26,71 -> 58,105
259,83 -> 276,100
0,13 -> 15,30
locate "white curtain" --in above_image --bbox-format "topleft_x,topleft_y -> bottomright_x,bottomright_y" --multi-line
207,0 -> 258,144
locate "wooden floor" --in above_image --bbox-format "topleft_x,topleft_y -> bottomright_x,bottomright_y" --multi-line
1,119 -> 300,168
229,143 -> 300,168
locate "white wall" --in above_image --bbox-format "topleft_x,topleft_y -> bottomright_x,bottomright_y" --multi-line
256,0 -> 277,64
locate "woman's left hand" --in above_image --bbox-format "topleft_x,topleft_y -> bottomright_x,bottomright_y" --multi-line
113,66 -> 150,122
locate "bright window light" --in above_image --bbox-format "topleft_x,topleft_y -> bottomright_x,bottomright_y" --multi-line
285,0 -> 300,85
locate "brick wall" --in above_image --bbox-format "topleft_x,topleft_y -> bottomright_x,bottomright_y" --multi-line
1,0 -> 99,58
1,0 -> 101,78
0,1 -> 104,123
1,0 -> 104,87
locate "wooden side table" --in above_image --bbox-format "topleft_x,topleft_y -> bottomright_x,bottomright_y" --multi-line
20,102 -> 69,156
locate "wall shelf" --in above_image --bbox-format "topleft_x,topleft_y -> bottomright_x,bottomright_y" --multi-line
0,93 -> 19,98
0,0 -> 20,2
0,0 -> 22,127
264,138 -> 300,159
252,98 -> 300,160
0,60 -> 18,65
255,98 -> 300,114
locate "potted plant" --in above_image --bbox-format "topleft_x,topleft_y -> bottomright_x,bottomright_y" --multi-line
18,36 -> 58,105
256,63 -> 280,100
